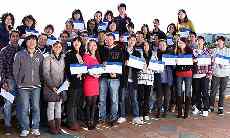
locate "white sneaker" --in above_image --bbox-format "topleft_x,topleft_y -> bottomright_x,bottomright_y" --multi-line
202,111 -> 208,117
144,116 -> 150,121
31,129 -> 40,136
139,116 -> 144,121
20,130 -> 29,137
117,117 -> 127,124
132,117 -> 144,125
192,106 -> 199,115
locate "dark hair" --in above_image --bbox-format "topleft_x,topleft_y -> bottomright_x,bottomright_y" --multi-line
71,36 -> 82,53
72,9 -> 84,21
176,37 -> 192,54
60,30 -> 70,38
1,12 -> 15,27
22,15 -> 36,28
216,36 -> 225,42
197,36 -> 205,41
136,31 -> 144,36
167,23 -> 177,36
128,34 -> 136,40
118,3 -> 126,10
153,18 -> 160,23
44,24 -> 54,33
107,20 -> 117,32
9,30 -> 19,38
87,19 -> 98,35
189,31 -> 196,37
38,33 -> 48,39
106,32 -> 115,40
141,24 -> 149,33
178,9 -> 189,24
94,11 -> 102,18
65,20 -> 74,28
127,22 -> 135,29
104,10 -> 114,21
87,39 -> 101,62
52,40 -> 63,47
21,35 -> 38,49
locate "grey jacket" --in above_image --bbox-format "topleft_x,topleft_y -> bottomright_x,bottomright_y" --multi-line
13,49 -> 44,88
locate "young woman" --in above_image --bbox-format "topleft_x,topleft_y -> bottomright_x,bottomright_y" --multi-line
87,19 -> 98,38
141,24 -> 151,42
69,9 -> 86,32
64,37 -> 84,131
94,11 -> 103,25
44,24 -> 57,46
137,41 -> 156,121
166,23 -> 178,50
103,10 -> 114,23
43,41 -> 65,134
83,40 -> 100,130
65,20 -> 77,40
107,20 -> 117,33
175,37 -> 193,119
0,12 -> 15,49
156,40 -> 173,118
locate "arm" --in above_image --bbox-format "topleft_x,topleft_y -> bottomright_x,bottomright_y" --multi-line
13,52 -> 21,85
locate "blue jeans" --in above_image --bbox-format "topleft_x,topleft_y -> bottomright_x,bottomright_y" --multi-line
176,77 -> 192,97
120,82 -> 139,118
3,79 -> 17,127
18,88 -> 41,130
99,78 -> 120,121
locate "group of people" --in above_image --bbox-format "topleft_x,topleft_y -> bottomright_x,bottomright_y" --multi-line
0,3 -> 229,137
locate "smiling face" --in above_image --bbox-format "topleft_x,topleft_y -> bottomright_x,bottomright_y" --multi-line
128,37 -> 136,48
73,13 -> 81,20
178,39 -> 186,49
106,35 -> 114,47
26,38 -> 37,50
118,7 -> 126,16
178,11 -> 186,20
197,38 -> 205,49
25,18 -> 34,27
88,41 -> 97,54
143,42 -> 150,52
109,22 -> 116,32
38,34 -> 48,46
5,15 -> 13,26
52,43 -> 63,56
94,12 -> 102,23
73,39 -> 81,51
10,32 -> 20,46
217,39 -> 225,48
168,25 -> 175,34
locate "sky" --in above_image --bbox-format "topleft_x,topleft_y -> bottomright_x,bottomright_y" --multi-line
1,0 -> 230,37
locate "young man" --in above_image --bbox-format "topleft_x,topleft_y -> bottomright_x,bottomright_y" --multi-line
37,33 -> 51,55
13,35 -> 44,137
210,36 -> 230,115
118,34 -> 143,124
152,19 -> 166,40
188,31 -> 197,49
99,33 -> 123,126
0,30 -> 20,135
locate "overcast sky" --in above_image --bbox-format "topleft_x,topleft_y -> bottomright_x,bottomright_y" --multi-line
1,0 -> 229,37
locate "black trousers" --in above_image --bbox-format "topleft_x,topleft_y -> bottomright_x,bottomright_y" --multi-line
156,83 -> 171,111
137,84 -> 151,117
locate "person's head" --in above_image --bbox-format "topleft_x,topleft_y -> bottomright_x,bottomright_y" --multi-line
72,9 -> 84,21
167,23 -> 177,35
153,19 -> 160,29
87,40 -> 97,54
52,41 -> 63,56
143,41 -> 150,52
71,37 -> 82,52
178,9 -> 188,23
60,31 -> 70,44
87,19 -> 97,31
65,20 -> 74,32
98,31 -> 106,43
104,10 -> 113,22
38,33 -> 48,46
127,22 -> 134,33
177,37 -> 188,49
1,12 -> 14,28
94,11 -> 102,23
22,15 -> 36,28
25,35 -> 38,50
108,21 -> 117,32
197,36 -> 205,49
136,31 -> 144,42
216,36 -> 225,48
189,31 -> 197,44
159,40 -> 167,51
128,34 -> 136,48
106,33 -> 115,47
44,24 -> 54,36
141,24 -> 149,35
9,30 -> 20,45
118,3 -> 126,16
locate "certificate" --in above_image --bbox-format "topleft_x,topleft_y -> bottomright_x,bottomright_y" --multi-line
57,80 -> 70,94
0,88 -> 15,103
215,54 -> 230,65
104,62 -> 122,74
123,33 -> 129,43
179,28 -> 191,38
176,54 -> 193,65
73,22 -> 85,30
98,22 -> 108,31
197,55 -> 211,65
87,64 -> 105,75
26,29 -> 39,36
162,54 -> 177,65
166,37 -> 174,45
70,64 -> 88,75
47,38 -> 56,46
127,55 -> 145,69
112,32 -> 119,41
148,60 -> 165,72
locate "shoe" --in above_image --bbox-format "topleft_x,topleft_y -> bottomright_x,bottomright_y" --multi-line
20,130 -> 30,137
55,118 -> 62,133
4,127 -> 12,136
209,106 -> 214,112
48,120 -> 58,134
144,116 -> 150,121
218,109 -> 224,116
202,111 -> 209,117
132,117 -> 144,125
192,106 -> 199,115
139,116 -> 144,121
109,120 -> 117,127
31,129 -> 40,136
117,117 -> 127,124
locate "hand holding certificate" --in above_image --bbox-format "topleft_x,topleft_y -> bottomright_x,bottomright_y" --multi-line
176,54 -> 193,65
104,62 -> 122,74
127,55 -> 145,69
70,64 -> 88,75
215,54 -> 230,65
162,54 -> 177,65
73,22 -> 85,30
87,64 -> 105,75
57,80 -> 70,94
0,88 -> 15,103
148,60 -> 165,72
197,55 -> 212,65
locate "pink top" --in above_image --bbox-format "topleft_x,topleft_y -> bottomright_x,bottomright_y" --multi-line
83,54 -> 100,96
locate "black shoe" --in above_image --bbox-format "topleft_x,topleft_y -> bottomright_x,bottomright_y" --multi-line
218,109 -> 224,116
109,120 -> 117,127
4,127 -> 12,136
209,107 -> 214,112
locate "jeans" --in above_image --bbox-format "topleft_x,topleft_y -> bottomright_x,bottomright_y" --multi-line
18,88 -> 41,130
210,76 -> 228,109
3,79 -> 17,127
120,82 -> 139,118
176,77 -> 192,97
99,78 -> 120,121
138,84 -> 151,117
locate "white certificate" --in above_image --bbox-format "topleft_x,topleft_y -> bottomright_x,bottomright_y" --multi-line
112,32 -> 119,41
57,80 -> 70,94
70,64 -> 88,75
104,62 -> 122,74
47,39 -> 56,46
179,31 -> 190,38
176,54 -> 193,65
26,30 -> 39,36
162,54 -> 177,65
73,22 -> 85,30
166,38 -> 174,45
215,55 -> 230,65
127,55 -> 145,69
197,57 -> 212,65
148,60 -> 165,72
98,22 -> 108,31
87,65 -> 105,75
0,88 -> 15,103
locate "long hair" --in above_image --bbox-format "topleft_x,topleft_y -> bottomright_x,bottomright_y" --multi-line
21,35 -> 38,49
72,9 -> 84,22
87,19 -> 98,36
175,37 -> 192,54
87,39 -> 101,63
178,9 -> 189,24
1,12 -> 15,27
103,10 -> 114,21
71,36 -> 82,54
167,23 -> 177,36
22,15 -> 36,29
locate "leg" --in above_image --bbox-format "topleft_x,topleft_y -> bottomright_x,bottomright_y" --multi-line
176,77 -> 183,118
31,88 -> 41,129
99,78 -> 108,121
201,77 -> 210,111
163,84 -> 171,116
55,101 -> 62,133
47,102 -> 58,134
3,100 -> 12,128
129,82 -> 139,118
218,77 -> 228,109
143,85 -> 151,117
184,78 -> 192,119
210,76 -> 220,109
120,87 -> 128,118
